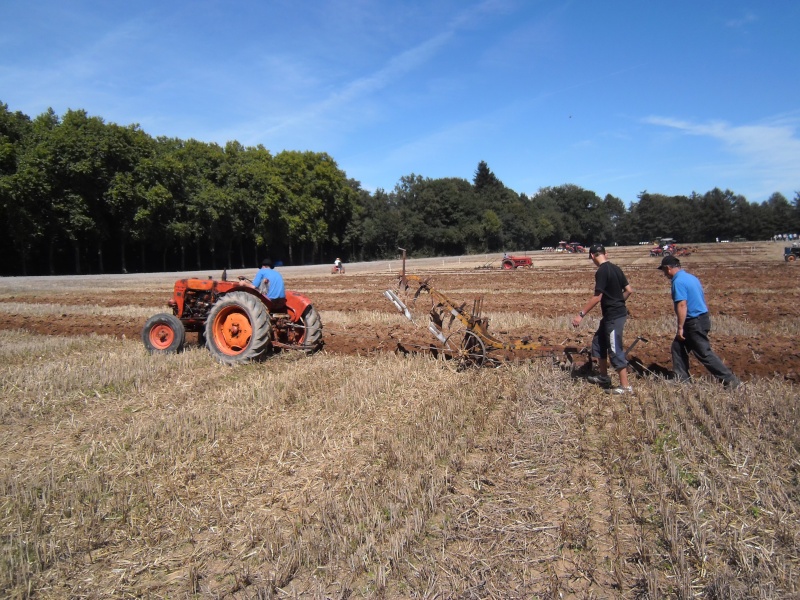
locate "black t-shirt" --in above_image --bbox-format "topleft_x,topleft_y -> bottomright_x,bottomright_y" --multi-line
594,261 -> 629,319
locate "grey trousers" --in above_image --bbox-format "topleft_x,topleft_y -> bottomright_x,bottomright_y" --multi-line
671,312 -> 739,386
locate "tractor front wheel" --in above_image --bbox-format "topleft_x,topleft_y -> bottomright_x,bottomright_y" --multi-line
788,254 -> 797,262
205,292 -> 272,364
142,313 -> 186,354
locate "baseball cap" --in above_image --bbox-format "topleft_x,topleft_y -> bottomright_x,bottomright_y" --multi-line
588,244 -> 605,256
658,255 -> 680,269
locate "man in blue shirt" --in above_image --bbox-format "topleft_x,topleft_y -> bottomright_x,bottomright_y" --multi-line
246,258 -> 286,303
658,255 -> 740,388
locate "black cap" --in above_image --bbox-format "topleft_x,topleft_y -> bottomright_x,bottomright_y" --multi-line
658,255 -> 680,269
588,244 -> 605,256
261,257 -> 273,268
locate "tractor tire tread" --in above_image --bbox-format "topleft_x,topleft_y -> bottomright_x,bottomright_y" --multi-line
142,313 -> 186,354
205,292 -> 271,364
300,306 -> 324,352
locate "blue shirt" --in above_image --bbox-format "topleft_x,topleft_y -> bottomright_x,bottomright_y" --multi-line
671,269 -> 708,318
252,267 -> 286,300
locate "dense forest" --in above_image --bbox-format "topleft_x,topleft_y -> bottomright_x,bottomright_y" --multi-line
1,102 -> 798,276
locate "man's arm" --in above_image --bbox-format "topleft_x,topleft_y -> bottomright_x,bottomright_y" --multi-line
674,299 -> 687,340
572,293 -> 602,328
622,284 -> 633,301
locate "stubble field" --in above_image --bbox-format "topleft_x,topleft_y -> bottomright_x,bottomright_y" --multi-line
1,242 -> 798,598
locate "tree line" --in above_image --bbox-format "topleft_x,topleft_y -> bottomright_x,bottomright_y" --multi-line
2,102 -> 799,276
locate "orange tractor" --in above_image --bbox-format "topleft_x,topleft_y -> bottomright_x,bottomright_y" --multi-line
142,272 -> 323,364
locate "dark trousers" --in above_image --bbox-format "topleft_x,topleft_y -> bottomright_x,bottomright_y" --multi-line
671,313 -> 739,385
591,315 -> 628,370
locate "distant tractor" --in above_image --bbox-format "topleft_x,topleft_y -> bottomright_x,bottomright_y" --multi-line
501,255 -> 534,270
650,238 -> 679,257
555,241 -> 586,253
785,245 -> 800,262
567,242 -> 586,253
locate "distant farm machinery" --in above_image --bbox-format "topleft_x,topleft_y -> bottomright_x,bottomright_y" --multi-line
475,254 -> 534,270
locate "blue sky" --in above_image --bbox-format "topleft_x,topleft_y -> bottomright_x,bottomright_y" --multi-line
2,0 -> 798,205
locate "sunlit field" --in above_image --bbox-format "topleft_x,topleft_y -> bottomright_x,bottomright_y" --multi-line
1,243 -> 798,598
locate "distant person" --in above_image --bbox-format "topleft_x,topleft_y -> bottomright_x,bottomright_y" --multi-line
572,244 -> 634,394
242,258 -> 286,302
657,256 -> 740,388
334,257 -> 345,273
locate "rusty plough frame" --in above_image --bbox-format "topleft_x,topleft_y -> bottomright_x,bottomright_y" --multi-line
384,249 -> 585,371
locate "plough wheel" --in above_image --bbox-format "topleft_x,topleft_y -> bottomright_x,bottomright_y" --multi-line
439,329 -> 487,371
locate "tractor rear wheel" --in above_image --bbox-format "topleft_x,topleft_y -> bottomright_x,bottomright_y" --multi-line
286,306 -> 324,352
788,254 -> 797,262
502,260 -> 515,270
142,313 -> 185,354
205,292 -> 271,364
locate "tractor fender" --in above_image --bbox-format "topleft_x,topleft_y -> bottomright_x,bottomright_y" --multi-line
284,291 -> 314,321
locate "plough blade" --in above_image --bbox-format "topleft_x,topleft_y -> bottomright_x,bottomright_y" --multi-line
385,289 -> 412,321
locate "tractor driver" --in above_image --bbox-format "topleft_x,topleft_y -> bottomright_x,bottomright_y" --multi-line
244,258 -> 286,304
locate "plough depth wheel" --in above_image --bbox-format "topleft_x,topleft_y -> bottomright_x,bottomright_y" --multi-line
439,329 -> 487,371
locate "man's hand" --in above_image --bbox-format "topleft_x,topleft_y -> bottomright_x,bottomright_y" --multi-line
572,314 -> 583,328
676,326 -> 685,341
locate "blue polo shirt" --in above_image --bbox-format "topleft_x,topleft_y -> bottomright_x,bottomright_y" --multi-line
671,269 -> 708,318
252,267 -> 286,300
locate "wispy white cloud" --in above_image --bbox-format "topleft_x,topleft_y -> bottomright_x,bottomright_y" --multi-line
645,115 -> 800,197
233,1 -> 513,146
725,12 -> 757,28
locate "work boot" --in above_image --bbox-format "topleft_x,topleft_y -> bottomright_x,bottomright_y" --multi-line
587,374 -> 611,386
723,377 -> 742,390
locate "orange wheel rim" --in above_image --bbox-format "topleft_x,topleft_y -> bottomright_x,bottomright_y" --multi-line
211,306 -> 253,355
149,324 -> 175,350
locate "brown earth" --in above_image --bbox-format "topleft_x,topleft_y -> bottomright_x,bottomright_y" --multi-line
1,242 -> 798,382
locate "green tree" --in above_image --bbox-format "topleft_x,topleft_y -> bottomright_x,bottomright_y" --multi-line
0,103 -> 35,273
698,188 -> 738,242
357,188 -> 400,259
532,185 -> 609,245
394,174 -> 480,256
273,150 -> 357,264
764,192 -> 793,237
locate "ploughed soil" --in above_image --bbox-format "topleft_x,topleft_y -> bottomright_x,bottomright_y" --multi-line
1,243 -> 798,382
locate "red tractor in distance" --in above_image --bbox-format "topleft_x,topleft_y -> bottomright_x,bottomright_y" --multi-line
649,238 -> 676,257
567,242 -> 586,253
556,241 -> 586,253
142,271 -> 323,365
501,255 -> 534,270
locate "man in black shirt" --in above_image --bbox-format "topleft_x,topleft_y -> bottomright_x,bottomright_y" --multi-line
572,244 -> 634,394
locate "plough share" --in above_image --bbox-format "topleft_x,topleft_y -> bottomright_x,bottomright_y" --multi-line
386,273 -> 584,371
